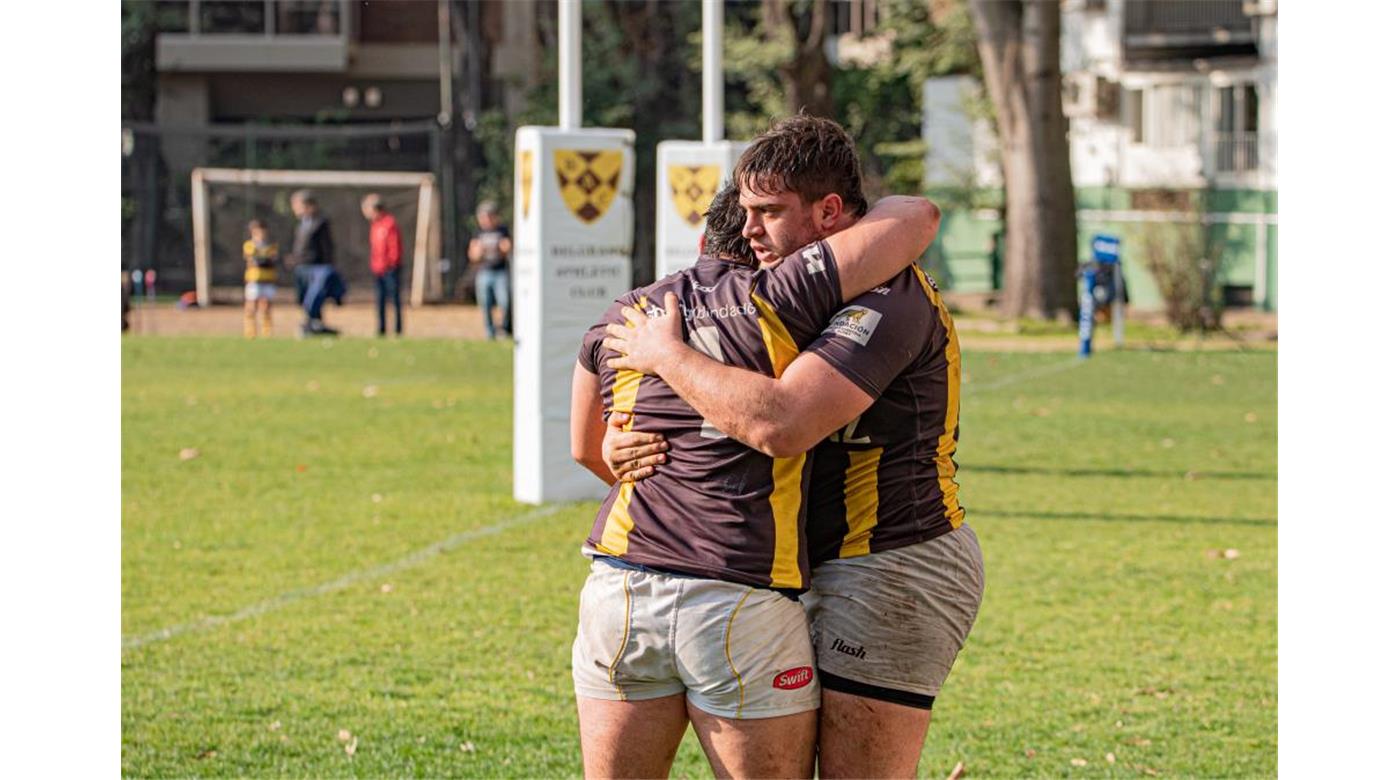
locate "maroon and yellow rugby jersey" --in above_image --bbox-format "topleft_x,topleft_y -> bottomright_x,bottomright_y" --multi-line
803,265 -> 966,564
578,243 -> 845,591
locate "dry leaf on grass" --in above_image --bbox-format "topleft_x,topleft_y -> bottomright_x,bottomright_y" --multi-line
380,583 -> 393,594
945,760 -> 965,780
460,741 -> 476,753
1024,749 -> 1037,758
1106,752 -> 1117,764
337,729 -> 351,743
179,448 -> 200,461
268,720 -> 282,731
1224,548 -> 1241,560
345,736 -> 357,756
363,385 -> 379,398
1071,758 -> 1088,767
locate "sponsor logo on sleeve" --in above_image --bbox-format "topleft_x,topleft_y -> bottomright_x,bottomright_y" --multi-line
773,666 -> 815,690
824,306 -> 883,346
802,245 -> 825,275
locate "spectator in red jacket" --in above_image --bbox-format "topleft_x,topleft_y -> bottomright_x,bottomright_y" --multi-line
362,193 -> 404,336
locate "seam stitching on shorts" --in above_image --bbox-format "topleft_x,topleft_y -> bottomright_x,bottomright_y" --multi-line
723,588 -> 754,719
668,578 -> 683,680
607,570 -> 633,700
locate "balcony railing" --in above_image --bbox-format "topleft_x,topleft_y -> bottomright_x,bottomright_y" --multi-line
161,1 -> 342,37
1212,132 -> 1260,173
1123,0 -> 1256,54
1125,1 -> 1251,35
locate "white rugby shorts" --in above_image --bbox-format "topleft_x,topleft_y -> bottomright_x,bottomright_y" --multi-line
572,558 -> 820,719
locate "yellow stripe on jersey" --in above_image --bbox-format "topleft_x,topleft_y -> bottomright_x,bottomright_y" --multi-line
751,291 -> 804,589
243,241 -> 278,283
597,315 -> 646,555
913,270 -> 966,528
749,293 -> 799,373
838,447 -> 883,558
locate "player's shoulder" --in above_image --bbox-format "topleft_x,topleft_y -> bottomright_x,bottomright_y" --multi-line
846,265 -> 936,312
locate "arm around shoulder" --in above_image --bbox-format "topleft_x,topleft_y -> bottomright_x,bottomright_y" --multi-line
825,196 -> 941,302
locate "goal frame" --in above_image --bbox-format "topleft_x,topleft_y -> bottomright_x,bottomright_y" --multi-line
190,168 -> 440,307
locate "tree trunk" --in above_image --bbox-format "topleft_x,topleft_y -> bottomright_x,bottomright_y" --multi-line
762,0 -> 835,118
968,0 -> 1078,320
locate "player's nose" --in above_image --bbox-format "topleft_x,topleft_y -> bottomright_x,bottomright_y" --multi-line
742,213 -> 763,239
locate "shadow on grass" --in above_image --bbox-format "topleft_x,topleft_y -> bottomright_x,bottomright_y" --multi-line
962,463 -> 1276,482
968,507 -> 1276,528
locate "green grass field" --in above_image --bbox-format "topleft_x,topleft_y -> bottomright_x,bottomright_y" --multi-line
122,337 -> 1277,778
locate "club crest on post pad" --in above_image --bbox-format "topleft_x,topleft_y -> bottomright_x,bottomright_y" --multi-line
667,164 -> 720,227
554,149 -> 623,224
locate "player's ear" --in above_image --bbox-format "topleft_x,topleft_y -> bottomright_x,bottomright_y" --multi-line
816,193 -> 844,232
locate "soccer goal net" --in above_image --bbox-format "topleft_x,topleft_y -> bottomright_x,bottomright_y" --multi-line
191,168 -> 439,306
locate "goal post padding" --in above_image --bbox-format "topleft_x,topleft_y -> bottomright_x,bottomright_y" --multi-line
191,168 -> 438,306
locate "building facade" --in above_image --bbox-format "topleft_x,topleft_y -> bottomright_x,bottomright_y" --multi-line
924,0 -> 1278,312
124,0 -> 540,296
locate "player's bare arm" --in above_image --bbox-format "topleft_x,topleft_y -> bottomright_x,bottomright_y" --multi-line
571,363 -> 668,484
569,363 -> 617,485
604,292 -> 873,459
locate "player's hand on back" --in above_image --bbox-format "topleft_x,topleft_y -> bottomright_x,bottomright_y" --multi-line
604,292 -> 685,376
603,412 -> 668,483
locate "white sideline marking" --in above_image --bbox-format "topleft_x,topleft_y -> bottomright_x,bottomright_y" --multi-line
965,357 -> 1083,394
123,504 -> 567,651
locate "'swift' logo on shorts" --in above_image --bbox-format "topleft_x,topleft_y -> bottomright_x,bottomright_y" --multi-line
773,666 -> 815,690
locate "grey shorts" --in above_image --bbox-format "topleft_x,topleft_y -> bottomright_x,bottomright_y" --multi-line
801,524 -> 984,709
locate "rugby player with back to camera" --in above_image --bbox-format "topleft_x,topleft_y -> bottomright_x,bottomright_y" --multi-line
569,173 -> 941,775
603,114 -> 984,779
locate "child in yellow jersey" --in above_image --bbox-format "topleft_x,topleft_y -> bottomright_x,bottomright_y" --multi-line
243,219 -> 279,338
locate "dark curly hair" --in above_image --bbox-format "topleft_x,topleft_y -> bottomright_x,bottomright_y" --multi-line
733,114 -> 868,217
702,183 -> 756,266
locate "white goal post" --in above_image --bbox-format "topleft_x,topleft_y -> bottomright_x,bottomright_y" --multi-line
190,168 -> 439,307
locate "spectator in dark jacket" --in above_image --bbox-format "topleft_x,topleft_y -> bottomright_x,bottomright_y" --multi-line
288,190 -> 344,337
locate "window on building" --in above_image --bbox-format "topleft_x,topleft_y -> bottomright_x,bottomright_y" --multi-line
1126,88 -> 1144,143
199,1 -> 267,35
1214,83 -> 1259,172
275,0 -> 340,35
830,0 -> 880,38
155,1 -> 192,33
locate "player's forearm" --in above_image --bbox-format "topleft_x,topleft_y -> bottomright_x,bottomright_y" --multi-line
577,451 -> 617,486
830,195 -> 941,301
652,343 -> 797,457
